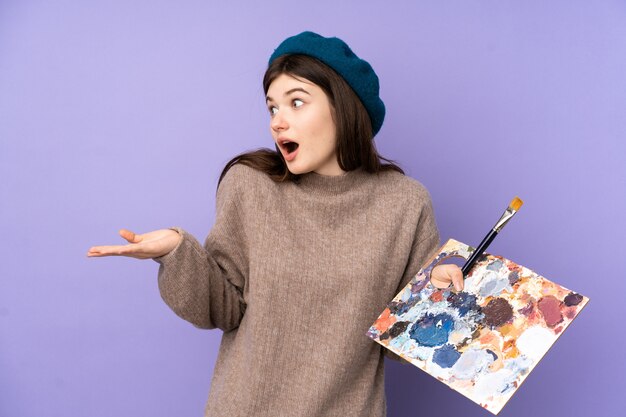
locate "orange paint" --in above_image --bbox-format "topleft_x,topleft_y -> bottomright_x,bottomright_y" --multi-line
373,308 -> 396,332
503,339 -> 520,359
479,330 -> 498,345
498,324 -> 513,337
430,291 -> 444,302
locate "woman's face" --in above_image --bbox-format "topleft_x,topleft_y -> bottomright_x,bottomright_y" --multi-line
266,73 -> 343,176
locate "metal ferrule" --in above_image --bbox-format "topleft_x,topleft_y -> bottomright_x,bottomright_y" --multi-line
492,208 -> 517,232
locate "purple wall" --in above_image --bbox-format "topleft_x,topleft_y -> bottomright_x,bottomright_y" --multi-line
1,1 -> 624,416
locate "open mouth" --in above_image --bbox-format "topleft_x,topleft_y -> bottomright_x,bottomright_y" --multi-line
279,139 -> 300,155
284,141 -> 299,153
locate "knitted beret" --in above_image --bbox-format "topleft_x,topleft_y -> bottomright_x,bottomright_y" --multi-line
268,31 -> 385,136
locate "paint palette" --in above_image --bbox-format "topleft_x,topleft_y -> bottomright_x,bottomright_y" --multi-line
367,239 -> 588,415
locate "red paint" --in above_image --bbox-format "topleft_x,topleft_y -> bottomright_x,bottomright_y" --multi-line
537,296 -> 563,327
374,308 -> 396,332
430,291 -> 444,302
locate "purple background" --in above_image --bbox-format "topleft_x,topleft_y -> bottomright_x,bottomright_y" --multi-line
1,1 -> 624,416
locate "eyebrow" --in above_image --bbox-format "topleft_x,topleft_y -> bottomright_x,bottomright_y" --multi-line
266,87 -> 311,103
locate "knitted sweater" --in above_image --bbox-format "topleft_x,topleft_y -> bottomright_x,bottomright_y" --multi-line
153,163 -> 440,417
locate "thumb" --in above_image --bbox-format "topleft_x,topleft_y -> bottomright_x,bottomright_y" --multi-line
119,228 -> 143,243
447,264 -> 464,292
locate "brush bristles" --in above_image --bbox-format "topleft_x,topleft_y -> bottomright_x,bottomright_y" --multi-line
510,196 -> 524,211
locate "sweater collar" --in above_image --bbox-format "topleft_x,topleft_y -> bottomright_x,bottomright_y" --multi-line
296,167 -> 369,194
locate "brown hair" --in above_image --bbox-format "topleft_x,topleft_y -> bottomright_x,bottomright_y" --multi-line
218,54 -> 403,187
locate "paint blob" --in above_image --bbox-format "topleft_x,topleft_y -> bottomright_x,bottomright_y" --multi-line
477,271 -> 511,297
473,368 -> 517,403
482,298 -> 514,328
537,296 -> 563,327
388,321 -> 410,338
508,270 -> 520,285
516,326 -> 554,360
564,292 -> 583,306
452,348 -> 495,380
448,292 -> 479,317
409,313 -> 455,347
433,344 -> 462,368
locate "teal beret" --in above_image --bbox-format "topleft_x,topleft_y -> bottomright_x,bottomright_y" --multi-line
268,31 -> 385,136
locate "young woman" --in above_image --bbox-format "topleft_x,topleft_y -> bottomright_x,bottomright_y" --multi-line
88,31 -> 464,417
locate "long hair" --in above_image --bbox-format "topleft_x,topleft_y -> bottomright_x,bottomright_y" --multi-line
218,54 -> 403,187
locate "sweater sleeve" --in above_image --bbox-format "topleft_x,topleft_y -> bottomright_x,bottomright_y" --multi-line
395,189 -> 440,295
152,166 -> 248,331
384,187 -> 441,363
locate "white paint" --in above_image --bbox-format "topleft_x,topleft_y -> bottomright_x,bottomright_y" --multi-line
516,326 -> 555,360
472,368 -> 516,403
451,348 -> 495,380
476,270 -> 511,297
503,355 -> 533,374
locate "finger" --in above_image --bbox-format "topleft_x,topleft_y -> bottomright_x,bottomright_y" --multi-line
87,245 -> 120,257
119,229 -> 143,243
450,267 -> 464,292
87,244 -> 134,257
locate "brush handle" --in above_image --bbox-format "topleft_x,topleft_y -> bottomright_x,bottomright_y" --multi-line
461,229 -> 498,276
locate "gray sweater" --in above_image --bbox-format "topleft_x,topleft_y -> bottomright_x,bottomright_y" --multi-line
154,163 -> 439,417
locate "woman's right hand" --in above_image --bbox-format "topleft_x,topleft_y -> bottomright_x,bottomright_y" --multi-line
87,228 -> 181,259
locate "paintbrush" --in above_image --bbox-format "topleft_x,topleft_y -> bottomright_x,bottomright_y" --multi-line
461,197 -> 524,277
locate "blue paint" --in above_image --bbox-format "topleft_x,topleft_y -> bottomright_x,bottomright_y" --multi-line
447,292 -> 479,317
409,313 -> 455,347
487,259 -> 504,271
412,278 -> 428,293
389,298 -> 416,315
433,344 -> 461,368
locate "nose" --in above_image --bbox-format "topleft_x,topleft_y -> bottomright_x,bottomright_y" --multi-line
270,110 -> 288,132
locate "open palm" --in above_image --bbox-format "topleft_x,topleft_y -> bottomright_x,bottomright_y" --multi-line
87,228 -> 180,259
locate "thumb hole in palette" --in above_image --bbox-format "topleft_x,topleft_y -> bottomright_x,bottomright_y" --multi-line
429,254 -> 467,289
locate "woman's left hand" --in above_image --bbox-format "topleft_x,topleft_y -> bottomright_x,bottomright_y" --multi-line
430,264 -> 464,292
